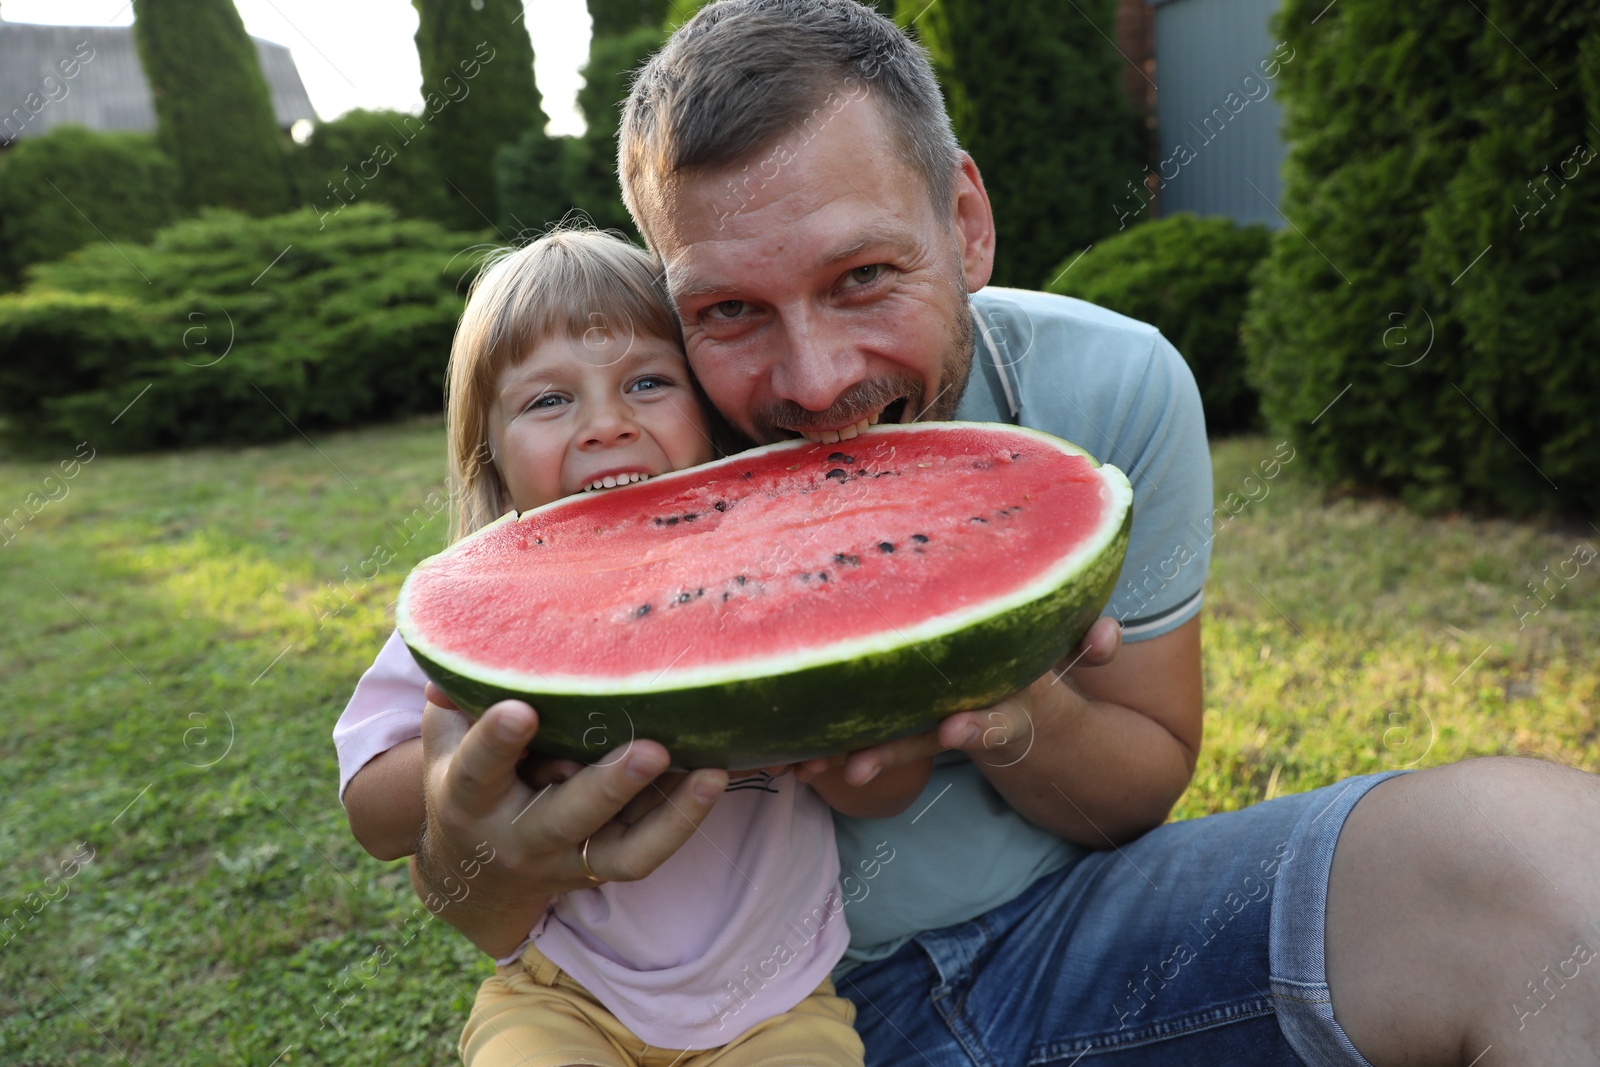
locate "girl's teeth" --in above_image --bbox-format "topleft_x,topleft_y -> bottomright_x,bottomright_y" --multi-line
582,472 -> 652,492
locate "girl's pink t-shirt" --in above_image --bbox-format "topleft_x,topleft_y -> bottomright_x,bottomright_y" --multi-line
334,631 -> 848,1050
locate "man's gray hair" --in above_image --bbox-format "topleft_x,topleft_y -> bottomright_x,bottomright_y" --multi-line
619,0 -> 961,243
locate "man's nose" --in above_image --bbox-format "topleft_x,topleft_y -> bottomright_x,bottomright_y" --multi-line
770,308 -> 867,414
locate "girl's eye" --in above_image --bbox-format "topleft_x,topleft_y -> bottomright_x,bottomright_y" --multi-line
526,391 -> 566,411
848,264 -> 884,286
629,375 -> 671,394
706,300 -> 746,320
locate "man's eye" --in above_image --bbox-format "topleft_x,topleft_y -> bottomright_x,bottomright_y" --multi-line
707,300 -> 746,319
848,264 -> 884,285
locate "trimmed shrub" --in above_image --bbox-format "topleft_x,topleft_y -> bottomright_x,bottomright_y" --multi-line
1045,214 -> 1270,435
1244,0 -> 1600,516
0,204 -> 485,451
293,109 -> 450,225
900,0 -> 1144,288
0,126 -> 178,287
132,0 -> 293,213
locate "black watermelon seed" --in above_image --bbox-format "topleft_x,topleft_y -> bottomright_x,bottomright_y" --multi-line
833,553 -> 860,566
828,451 -> 855,464
683,513 -> 698,522
970,516 -> 988,523
635,604 -> 652,617
653,517 -> 664,526
696,588 -> 704,598
722,591 -> 731,601
743,471 -> 754,479
735,575 -> 748,585
818,571 -> 829,582
911,533 -> 930,543
713,500 -> 728,512
825,468 -> 848,481
878,541 -> 895,553
1011,452 -> 1021,460
799,572 -> 811,581
677,591 -> 694,604
666,516 -> 680,526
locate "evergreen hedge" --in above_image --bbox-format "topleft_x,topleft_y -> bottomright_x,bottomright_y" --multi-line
900,0 -> 1143,288
0,204 -> 484,452
1046,214 -> 1270,435
1244,0 -> 1600,516
131,0 -> 293,214
0,126 -> 178,287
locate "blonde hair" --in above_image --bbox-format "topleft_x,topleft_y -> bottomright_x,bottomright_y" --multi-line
444,228 -> 684,543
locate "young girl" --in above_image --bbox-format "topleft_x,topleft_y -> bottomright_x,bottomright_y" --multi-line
332,229 -> 930,1066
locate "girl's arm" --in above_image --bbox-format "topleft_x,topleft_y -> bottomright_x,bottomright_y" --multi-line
804,756 -> 933,819
344,737 -> 426,861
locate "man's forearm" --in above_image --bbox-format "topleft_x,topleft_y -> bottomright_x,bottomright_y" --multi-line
979,675 -> 1196,846
410,833 -> 554,960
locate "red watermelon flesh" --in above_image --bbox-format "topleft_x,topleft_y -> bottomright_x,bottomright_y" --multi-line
406,425 -> 1116,682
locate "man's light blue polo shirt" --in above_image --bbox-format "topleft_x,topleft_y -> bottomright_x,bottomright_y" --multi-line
832,286 -> 1214,968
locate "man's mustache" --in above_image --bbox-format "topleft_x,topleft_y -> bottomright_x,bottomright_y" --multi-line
754,376 -> 920,434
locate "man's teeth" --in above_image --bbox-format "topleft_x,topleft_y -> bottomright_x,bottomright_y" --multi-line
581,472 -> 652,492
802,414 -> 879,445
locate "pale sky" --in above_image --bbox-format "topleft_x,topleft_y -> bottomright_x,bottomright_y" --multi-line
1,0 -> 595,135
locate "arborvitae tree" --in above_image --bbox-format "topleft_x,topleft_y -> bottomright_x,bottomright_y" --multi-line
131,0 -> 292,214
413,0 -> 547,229
1243,0 -> 1600,516
570,23 -> 666,233
898,0 -> 1142,287
499,4 -> 667,239
587,0 -> 671,37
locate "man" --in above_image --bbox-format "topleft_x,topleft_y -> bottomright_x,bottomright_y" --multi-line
414,1 -> 1600,1062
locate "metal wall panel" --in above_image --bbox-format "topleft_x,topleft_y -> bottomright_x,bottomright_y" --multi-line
1152,0 -> 1288,227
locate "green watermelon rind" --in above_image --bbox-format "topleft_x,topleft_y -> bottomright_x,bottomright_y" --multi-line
398,423 -> 1133,769
407,505 -> 1129,769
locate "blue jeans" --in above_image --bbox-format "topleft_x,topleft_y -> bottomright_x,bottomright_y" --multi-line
836,772 -> 1408,1066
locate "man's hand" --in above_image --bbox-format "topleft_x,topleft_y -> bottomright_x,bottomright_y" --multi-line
795,616 -> 1125,786
415,687 -> 728,959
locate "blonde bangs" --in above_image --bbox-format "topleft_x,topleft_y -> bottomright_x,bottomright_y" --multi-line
444,228 -> 683,543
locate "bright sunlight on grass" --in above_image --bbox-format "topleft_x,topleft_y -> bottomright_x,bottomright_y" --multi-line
1,420 -> 1595,1063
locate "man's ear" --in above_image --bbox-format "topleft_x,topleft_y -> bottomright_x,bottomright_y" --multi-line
950,153 -> 996,293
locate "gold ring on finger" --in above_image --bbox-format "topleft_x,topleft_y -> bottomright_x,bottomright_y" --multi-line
578,835 -> 604,885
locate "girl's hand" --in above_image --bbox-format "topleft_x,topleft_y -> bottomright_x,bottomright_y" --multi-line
414,691 -> 728,960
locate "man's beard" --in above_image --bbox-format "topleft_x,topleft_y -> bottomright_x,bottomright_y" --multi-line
746,290 -> 976,441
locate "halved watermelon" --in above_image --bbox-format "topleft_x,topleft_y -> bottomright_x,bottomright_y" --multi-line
397,423 -> 1131,769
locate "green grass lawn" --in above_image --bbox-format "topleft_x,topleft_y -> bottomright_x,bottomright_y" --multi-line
1,419 -> 1595,1064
